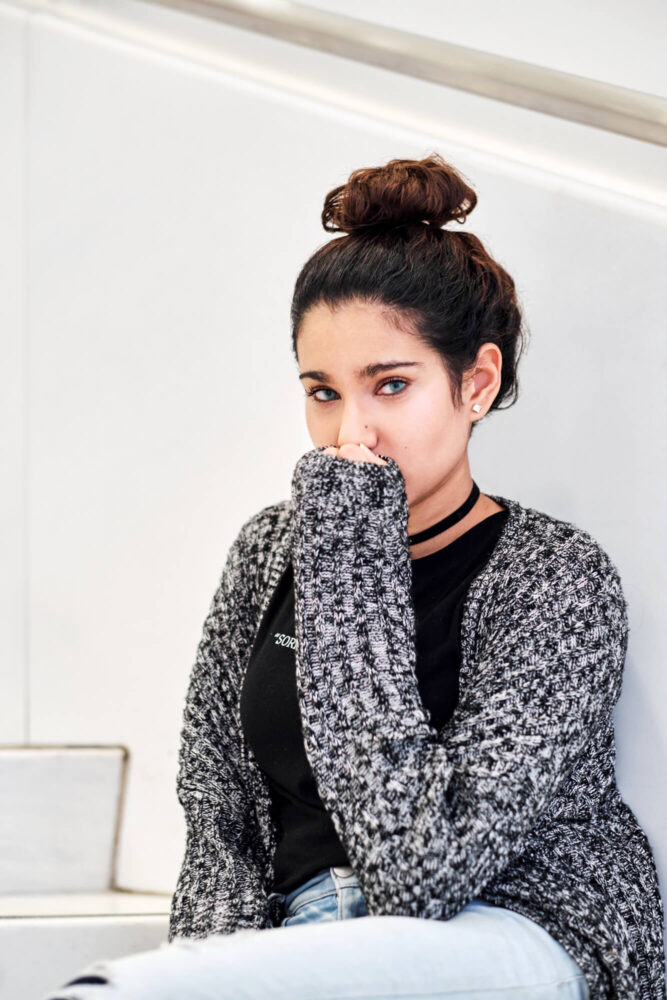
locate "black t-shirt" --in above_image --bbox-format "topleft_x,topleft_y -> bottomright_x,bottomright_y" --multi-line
240,507 -> 509,895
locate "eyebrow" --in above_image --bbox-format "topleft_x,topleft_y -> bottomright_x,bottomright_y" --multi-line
298,361 -> 423,382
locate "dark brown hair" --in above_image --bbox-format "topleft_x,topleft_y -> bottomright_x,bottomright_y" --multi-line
290,153 -> 529,437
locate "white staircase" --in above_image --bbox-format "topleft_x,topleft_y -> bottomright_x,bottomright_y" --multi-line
0,747 -> 170,1000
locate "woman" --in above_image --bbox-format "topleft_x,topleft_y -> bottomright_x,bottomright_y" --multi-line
45,155 -> 665,1000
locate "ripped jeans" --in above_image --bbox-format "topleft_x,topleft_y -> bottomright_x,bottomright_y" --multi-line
41,866 -> 590,1000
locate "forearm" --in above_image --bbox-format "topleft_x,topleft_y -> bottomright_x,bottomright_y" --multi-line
290,448 -> 626,919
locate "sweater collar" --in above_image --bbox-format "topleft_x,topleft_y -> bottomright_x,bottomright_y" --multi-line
457,492 -> 528,686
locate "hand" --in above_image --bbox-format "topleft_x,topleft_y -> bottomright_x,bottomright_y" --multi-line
321,443 -> 388,466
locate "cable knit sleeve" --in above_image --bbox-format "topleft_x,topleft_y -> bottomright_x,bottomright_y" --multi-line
290,446 -> 629,921
168,515 -> 269,942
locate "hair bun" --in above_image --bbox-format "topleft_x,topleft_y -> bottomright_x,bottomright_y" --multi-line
322,153 -> 477,234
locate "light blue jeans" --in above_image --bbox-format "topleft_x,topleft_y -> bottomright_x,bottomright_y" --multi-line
43,866 -> 590,1000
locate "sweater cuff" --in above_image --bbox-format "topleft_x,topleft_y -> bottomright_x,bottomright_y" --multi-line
291,446 -> 408,519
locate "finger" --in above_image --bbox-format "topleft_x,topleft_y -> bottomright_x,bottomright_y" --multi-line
338,443 -> 387,465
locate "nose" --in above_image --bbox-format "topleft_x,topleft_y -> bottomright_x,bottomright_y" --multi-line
336,407 -> 376,451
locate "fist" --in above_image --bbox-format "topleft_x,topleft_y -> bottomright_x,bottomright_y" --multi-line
321,443 -> 388,466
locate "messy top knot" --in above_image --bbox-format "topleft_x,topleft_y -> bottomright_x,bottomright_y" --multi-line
322,154 -> 477,232
291,151 -> 528,435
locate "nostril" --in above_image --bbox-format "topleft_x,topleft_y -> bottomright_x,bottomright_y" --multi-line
62,975 -> 108,986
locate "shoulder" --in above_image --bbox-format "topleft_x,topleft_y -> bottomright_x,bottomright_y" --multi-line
481,499 -> 630,683
236,497 -> 292,549
528,504 -> 623,587
492,493 -> 625,586
226,498 -> 292,594
488,495 -> 629,641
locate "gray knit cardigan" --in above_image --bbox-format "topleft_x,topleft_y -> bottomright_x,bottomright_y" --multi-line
169,446 -> 666,1000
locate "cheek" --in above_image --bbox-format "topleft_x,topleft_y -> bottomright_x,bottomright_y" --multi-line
305,401 -> 327,422
304,405 -> 320,431
397,398 -> 450,450
415,394 -> 459,442
305,405 -> 335,448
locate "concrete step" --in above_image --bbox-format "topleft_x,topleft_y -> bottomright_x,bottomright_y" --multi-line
0,891 -> 170,1000
0,746 -> 126,893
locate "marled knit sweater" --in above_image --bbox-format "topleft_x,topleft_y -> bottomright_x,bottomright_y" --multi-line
169,446 -> 666,1000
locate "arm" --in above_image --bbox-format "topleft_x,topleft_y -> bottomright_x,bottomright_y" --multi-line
290,448 -> 629,920
168,515 -> 267,942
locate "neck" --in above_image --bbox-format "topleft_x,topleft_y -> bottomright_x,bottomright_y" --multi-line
407,465 -> 486,559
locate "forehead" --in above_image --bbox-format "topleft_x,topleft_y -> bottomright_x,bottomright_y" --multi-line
297,300 -> 425,362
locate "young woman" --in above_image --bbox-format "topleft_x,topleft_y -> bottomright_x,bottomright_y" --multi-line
45,155 -> 665,1000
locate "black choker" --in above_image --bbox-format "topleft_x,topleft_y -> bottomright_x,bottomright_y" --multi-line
408,481 -> 480,546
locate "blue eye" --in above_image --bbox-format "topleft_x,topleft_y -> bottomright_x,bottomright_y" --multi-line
381,379 -> 408,395
306,386 -> 337,402
305,378 -> 408,402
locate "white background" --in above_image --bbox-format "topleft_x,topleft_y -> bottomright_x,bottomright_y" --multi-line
1,1 -> 665,943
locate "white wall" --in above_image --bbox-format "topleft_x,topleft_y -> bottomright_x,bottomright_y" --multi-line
306,0 -> 667,97
0,4 -> 26,744
1,0 -> 665,941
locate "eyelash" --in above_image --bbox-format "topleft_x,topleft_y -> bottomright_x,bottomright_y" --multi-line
305,378 -> 409,403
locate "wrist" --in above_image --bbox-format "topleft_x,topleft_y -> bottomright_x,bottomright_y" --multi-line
292,446 -> 407,516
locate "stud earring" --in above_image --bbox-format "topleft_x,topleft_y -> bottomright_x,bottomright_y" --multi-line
472,404 -> 482,413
